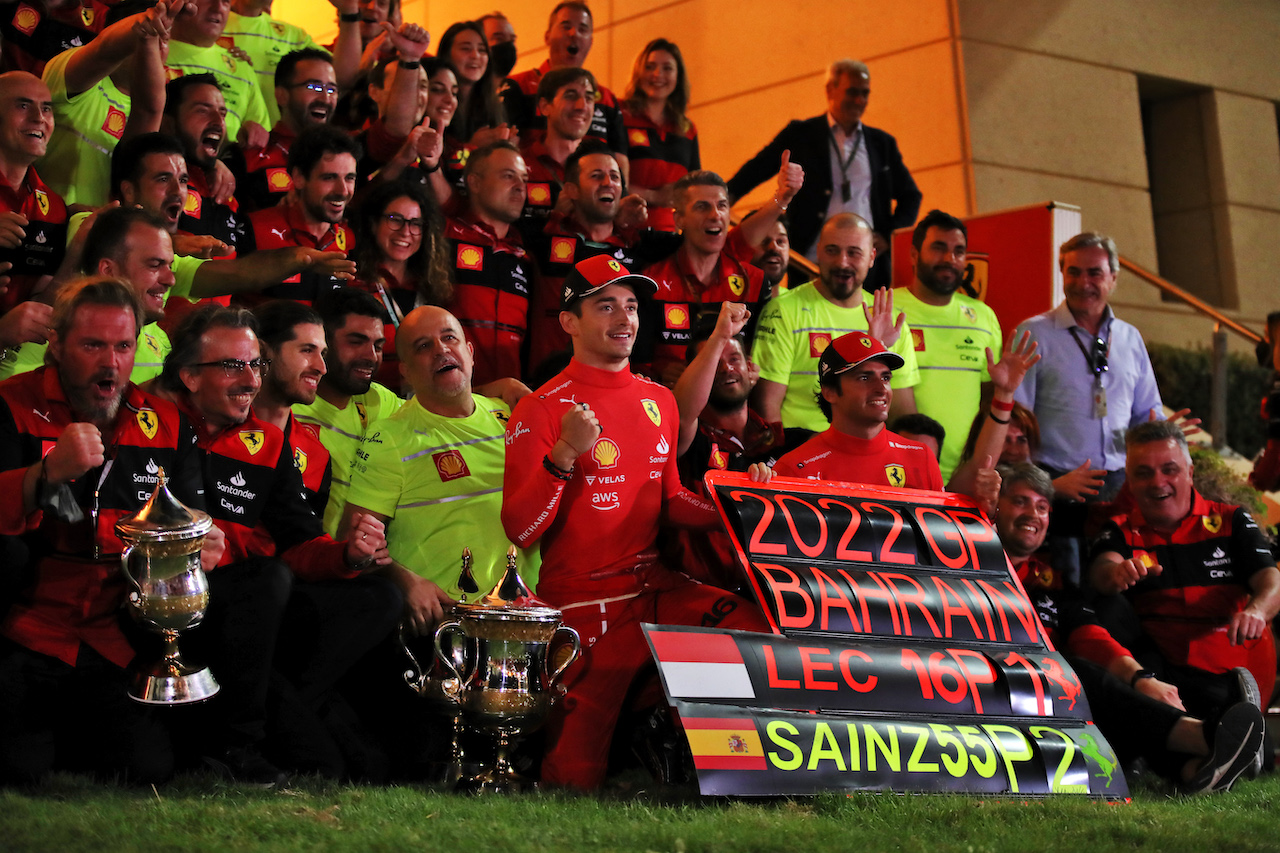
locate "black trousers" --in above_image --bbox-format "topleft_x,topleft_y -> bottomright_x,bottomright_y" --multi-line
0,637 -> 173,785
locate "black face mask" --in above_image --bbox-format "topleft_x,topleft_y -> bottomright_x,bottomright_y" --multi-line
490,41 -> 518,78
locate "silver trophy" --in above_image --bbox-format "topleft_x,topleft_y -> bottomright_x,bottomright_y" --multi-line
115,468 -> 218,704
432,547 -> 580,791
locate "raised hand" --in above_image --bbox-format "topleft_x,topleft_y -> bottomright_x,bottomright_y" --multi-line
986,329 -> 1041,395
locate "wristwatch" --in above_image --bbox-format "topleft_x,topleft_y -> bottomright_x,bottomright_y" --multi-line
1130,669 -> 1157,687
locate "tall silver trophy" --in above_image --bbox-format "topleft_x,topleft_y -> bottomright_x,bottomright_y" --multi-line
115,468 -> 218,704
432,547 -> 581,791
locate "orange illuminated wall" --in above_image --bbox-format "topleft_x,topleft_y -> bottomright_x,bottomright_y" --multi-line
269,0 -> 975,222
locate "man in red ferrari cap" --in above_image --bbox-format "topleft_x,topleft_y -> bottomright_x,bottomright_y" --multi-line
774,329 -> 944,489
502,253 -> 770,790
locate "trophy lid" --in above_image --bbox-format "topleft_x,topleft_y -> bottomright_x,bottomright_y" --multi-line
473,545 -> 552,611
115,467 -> 213,543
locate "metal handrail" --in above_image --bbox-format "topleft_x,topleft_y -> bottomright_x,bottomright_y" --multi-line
1118,256 -> 1262,344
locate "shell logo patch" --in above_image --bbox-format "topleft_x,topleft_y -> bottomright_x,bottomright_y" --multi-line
184,191 -> 202,216
136,409 -> 158,440
628,128 -> 648,147
266,168 -> 293,191
1203,515 -> 1222,534
808,332 -> 831,358
911,328 -> 925,351
239,429 -> 265,455
217,36 -> 235,50
457,244 -> 484,271
550,236 -> 575,262
884,464 -> 906,487
664,304 -> 690,329
591,437 -> 621,469
102,106 -> 126,140
13,6 -> 39,35
727,274 -> 745,297
433,449 -> 471,481
293,447 -> 308,474
527,183 -> 552,205
34,188 -> 49,217
710,445 -> 727,469
641,399 -> 661,426
334,229 -> 347,252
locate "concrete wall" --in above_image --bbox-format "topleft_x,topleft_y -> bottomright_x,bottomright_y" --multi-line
956,0 -> 1280,353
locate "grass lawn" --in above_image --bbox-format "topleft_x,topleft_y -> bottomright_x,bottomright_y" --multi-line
4,769 -> 1279,853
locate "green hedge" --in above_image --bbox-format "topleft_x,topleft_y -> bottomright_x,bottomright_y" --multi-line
1147,342 -> 1271,458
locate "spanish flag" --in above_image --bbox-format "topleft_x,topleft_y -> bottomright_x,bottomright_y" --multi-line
681,716 -> 767,770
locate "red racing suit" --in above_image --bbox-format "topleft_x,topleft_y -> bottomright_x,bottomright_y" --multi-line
774,426 -> 944,491
501,358 -> 769,788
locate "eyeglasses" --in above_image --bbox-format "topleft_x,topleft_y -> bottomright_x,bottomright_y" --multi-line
191,358 -> 271,377
1091,336 -> 1109,375
384,213 -> 424,235
291,81 -> 339,97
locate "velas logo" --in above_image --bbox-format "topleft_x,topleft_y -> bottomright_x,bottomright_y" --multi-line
592,437 -> 621,468
1202,515 -> 1222,533
911,328 -> 925,351
727,274 -> 744,297
527,183 -> 551,205
628,128 -> 648,147
239,429 -> 265,455
665,304 -> 690,329
807,332 -> 831,358
884,464 -> 905,487
13,6 -> 39,35
266,169 -> 293,191
184,191 -> 202,216
457,244 -> 484,271
293,447 -> 307,473
642,398 -> 661,426
102,107 -> 126,140
34,188 -> 49,217
434,449 -> 471,481
136,408 -> 158,439
550,236 -> 575,262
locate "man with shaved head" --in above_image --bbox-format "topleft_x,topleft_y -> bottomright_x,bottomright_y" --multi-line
345,305 -> 537,633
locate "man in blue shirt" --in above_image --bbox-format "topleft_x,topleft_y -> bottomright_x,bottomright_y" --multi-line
1014,232 -> 1163,500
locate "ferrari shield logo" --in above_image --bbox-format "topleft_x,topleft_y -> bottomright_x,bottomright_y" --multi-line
294,447 -> 307,473
962,252 -> 989,301
1202,515 -> 1222,534
884,464 -> 906,487
641,399 -> 661,426
334,229 -> 347,252
727,274 -> 745,297
239,430 -> 265,455
34,188 -> 49,216
136,409 -> 158,440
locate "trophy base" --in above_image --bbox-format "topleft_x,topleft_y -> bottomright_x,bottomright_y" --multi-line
456,767 -> 536,794
129,661 -> 220,705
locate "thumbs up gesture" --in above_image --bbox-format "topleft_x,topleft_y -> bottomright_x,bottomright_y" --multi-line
775,149 -> 804,207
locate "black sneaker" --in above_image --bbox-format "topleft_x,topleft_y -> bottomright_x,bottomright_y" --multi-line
203,746 -> 290,789
1182,702 -> 1265,795
1231,667 -> 1265,777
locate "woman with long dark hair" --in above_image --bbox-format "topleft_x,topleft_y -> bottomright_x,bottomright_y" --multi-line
621,38 -> 699,231
350,179 -> 453,390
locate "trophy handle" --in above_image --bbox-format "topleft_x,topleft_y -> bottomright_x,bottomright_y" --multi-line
118,543 -> 141,592
546,625 -> 581,687
398,622 -> 425,691
433,619 -> 467,695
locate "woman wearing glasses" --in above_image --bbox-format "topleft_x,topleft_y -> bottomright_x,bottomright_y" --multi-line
349,179 -> 453,391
